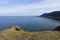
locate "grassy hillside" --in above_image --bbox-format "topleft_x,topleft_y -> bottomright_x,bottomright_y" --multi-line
53,26 -> 60,31
40,11 -> 60,21
0,26 -> 60,40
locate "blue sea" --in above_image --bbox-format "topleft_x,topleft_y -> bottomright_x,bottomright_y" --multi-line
0,16 -> 60,31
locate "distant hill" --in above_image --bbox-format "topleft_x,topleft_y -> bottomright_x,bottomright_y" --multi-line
40,11 -> 60,21
0,26 -> 60,40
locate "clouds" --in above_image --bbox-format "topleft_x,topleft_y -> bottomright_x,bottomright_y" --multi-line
0,0 -> 60,16
0,0 -> 42,6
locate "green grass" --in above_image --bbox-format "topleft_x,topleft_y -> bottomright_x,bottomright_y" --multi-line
0,26 -> 60,40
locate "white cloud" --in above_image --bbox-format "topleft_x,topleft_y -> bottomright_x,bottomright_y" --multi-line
0,0 -> 60,16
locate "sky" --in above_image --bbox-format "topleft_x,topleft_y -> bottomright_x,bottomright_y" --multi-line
0,0 -> 60,16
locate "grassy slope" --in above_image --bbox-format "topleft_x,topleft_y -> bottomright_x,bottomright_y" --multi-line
0,26 -> 60,40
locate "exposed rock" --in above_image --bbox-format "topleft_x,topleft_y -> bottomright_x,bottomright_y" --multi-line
3,26 -> 24,32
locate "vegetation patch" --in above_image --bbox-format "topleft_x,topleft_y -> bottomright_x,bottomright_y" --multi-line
0,26 -> 60,40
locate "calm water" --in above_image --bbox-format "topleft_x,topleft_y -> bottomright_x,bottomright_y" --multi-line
0,16 -> 60,31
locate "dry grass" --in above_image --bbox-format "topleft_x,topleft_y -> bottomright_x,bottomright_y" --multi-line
0,26 -> 60,40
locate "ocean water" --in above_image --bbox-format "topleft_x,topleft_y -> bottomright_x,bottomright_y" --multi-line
0,16 -> 60,31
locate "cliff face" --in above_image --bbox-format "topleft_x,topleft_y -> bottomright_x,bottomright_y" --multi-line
0,26 -> 60,40
40,11 -> 60,21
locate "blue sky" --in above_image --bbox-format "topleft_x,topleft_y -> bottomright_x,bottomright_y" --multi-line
0,0 -> 60,16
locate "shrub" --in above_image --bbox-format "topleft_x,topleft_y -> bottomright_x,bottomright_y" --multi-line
15,26 -> 23,31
